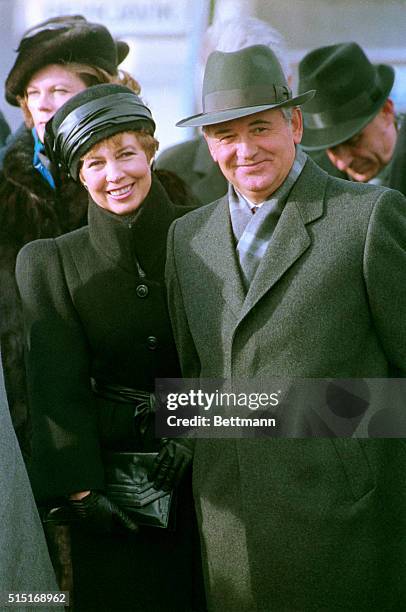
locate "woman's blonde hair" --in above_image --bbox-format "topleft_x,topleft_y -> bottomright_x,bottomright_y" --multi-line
17,62 -> 141,128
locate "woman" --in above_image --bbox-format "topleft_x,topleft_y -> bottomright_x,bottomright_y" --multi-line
16,84 -> 202,611
0,14 -> 137,458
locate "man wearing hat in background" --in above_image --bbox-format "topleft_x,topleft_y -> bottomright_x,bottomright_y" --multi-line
298,42 -> 405,191
166,44 -> 406,610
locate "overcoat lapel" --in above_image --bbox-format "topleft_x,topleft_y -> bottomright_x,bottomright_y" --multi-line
240,159 -> 328,319
191,195 -> 246,317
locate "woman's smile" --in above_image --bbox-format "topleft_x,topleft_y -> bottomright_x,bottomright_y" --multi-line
107,183 -> 136,199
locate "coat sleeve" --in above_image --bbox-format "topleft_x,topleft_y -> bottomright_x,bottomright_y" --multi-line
364,187 -> 406,374
165,220 -> 201,378
16,239 -> 104,502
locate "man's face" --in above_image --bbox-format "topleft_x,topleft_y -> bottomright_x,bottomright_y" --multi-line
204,107 -> 303,204
326,100 -> 397,182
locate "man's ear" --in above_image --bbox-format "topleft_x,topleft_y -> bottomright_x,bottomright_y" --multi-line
380,98 -> 395,125
291,107 -> 304,145
203,129 -> 218,162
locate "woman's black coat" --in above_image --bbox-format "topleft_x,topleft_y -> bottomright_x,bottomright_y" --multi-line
0,127 -> 88,456
16,176 -> 202,611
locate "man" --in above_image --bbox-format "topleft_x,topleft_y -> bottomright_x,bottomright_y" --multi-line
156,17 -> 294,206
157,18 -> 344,207
298,42 -> 403,188
166,45 -> 406,610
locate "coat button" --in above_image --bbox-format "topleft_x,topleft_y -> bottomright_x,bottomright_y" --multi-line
136,284 -> 149,298
147,335 -> 158,350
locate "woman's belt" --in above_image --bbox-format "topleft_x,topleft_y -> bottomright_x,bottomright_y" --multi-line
91,378 -> 154,408
91,379 -> 155,441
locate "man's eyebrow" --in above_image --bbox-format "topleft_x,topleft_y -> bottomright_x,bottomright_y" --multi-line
248,119 -> 272,126
212,118 -> 272,137
345,133 -> 362,145
212,126 -> 235,136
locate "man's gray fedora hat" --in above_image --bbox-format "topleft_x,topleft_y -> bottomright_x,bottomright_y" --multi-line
298,42 -> 395,151
176,44 -> 315,128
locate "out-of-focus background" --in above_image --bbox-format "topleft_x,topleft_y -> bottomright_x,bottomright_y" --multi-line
1,0 -> 405,152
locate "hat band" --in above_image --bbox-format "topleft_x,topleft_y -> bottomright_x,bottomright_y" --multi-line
203,85 -> 291,113
54,93 -> 155,174
303,84 -> 384,130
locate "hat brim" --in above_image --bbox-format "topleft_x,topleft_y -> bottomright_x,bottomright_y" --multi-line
117,40 -> 129,65
176,90 -> 316,128
300,64 -> 394,151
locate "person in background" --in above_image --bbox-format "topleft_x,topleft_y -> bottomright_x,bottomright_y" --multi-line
0,110 -> 11,146
16,84 -> 202,611
297,42 -> 405,190
389,115 -> 406,194
0,14 -> 137,459
0,349 -> 58,600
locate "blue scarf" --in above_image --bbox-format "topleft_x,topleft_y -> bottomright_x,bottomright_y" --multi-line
32,128 -> 55,189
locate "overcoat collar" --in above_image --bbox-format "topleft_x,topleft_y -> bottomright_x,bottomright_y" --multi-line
240,158 -> 326,318
191,157 -> 327,318
88,174 -> 179,278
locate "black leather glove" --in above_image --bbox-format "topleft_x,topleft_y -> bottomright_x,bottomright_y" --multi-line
149,438 -> 194,491
69,491 -> 139,535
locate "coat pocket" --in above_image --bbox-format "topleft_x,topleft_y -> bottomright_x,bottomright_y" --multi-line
330,438 -> 375,501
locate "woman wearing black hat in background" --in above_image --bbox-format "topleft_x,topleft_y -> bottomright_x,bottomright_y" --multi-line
0,14 -> 139,460
16,84 -> 202,611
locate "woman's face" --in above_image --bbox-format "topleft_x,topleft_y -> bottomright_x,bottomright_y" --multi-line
80,132 -> 152,215
25,64 -> 87,142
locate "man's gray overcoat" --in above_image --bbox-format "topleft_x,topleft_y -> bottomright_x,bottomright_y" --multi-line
166,157 -> 406,611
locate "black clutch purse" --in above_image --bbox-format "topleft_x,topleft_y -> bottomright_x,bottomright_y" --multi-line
103,452 -> 175,529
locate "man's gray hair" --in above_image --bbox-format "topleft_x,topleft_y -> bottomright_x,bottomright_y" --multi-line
281,107 -> 293,123
202,16 -> 290,78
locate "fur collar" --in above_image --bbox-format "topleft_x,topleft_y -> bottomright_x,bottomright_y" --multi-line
0,127 -> 88,245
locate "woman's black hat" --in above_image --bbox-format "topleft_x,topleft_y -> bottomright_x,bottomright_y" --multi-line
298,42 -> 395,151
6,15 -> 130,106
45,83 -> 156,180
